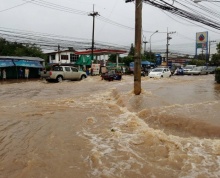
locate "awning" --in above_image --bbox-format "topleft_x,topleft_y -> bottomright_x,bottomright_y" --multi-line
75,49 -> 127,55
75,55 -> 92,65
141,61 -> 155,65
13,60 -> 43,68
0,60 -> 15,68
130,60 -> 155,66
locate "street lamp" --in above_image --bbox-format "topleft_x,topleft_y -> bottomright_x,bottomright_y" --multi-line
149,30 -> 158,59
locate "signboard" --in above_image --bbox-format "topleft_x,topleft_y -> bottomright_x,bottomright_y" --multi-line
196,32 -> 208,43
197,43 -> 207,48
91,64 -> 100,75
196,31 -> 208,49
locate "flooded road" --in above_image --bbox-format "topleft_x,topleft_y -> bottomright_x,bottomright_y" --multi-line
0,75 -> 220,178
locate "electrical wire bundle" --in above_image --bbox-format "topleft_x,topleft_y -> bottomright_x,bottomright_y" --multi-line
143,0 -> 220,30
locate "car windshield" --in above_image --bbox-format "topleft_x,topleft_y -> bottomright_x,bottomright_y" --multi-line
152,68 -> 163,72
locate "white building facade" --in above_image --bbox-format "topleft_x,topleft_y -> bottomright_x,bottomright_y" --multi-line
47,50 -> 79,64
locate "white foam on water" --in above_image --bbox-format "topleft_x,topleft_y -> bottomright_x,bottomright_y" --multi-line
78,89 -> 220,177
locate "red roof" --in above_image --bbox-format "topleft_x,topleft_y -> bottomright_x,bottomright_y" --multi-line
75,49 -> 127,55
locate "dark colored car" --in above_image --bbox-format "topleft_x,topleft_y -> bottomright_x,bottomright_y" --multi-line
101,70 -> 122,81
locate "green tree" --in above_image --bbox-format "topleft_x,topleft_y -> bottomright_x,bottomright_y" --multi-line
129,43 -> 135,56
121,55 -> 133,66
211,42 -> 220,66
216,43 -> 220,54
211,53 -> 220,66
144,51 -> 155,63
196,53 -> 206,60
189,59 -> 206,66
108,54 -> 122,63
0,38 -> 46,59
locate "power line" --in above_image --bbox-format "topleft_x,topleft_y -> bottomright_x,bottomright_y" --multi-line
143,0 -> 220,30
0,0 -> 36,13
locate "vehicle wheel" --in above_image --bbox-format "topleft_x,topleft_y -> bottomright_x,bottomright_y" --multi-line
56,76 -> 63,82
161,75 -> 163,78
169,75 -> 171,77
81,75 -> 86,80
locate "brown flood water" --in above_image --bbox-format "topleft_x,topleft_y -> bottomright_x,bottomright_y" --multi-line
0,75 -> 220,178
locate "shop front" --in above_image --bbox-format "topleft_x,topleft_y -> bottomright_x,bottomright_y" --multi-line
0,56 -> 44,79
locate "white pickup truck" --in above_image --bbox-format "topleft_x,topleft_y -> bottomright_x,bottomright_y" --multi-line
41,65 -> 87,82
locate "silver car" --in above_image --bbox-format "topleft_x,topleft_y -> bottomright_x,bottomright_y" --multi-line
187,66 -> 208,75
183,65 -> 196,75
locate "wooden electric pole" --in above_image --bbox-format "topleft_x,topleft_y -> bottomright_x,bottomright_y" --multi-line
89,5 -> 99,63
126,0 -> 142,95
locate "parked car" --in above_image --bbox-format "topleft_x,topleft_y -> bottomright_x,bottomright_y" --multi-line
148,67 -> 171,78
183,65 -> 197,75
205,66 -> 217,74
187,66 -> 208,75
40,65 -> 87,82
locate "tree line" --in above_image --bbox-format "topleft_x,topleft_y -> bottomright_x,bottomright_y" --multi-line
0,38 -> 46,59
0,38 -> 219,66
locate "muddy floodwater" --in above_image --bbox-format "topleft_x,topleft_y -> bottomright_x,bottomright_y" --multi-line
0,75 -> 220,178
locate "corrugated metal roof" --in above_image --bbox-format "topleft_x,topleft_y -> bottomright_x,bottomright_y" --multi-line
75,49 -> 127,55
0,56 -> 44,62
45,49 -> 76,55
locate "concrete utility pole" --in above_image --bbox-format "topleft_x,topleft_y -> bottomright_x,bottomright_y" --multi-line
143,37 -> 148,54
166,30 -> 176,66
126,0 -> 142,95
58,44 -> 61,62
89,5 -> 99,63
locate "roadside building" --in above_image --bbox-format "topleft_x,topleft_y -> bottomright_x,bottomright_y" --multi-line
46,48 -> 127,72
46,49 -> 79,65
0,56 -> 44,79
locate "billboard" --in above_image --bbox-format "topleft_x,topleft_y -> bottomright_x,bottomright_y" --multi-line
196,32 -> 208,43
196,32 -> 208,49
195,31 -> 208,59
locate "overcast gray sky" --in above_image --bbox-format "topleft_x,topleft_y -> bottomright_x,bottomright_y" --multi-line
0,0 -> 220,55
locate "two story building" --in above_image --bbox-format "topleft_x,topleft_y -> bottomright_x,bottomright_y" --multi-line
46,49 -> 79,65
